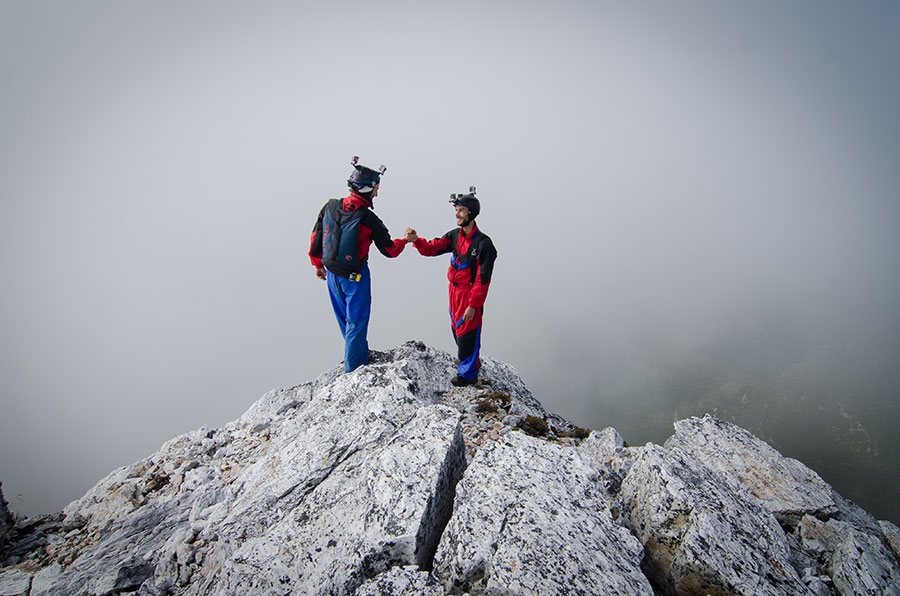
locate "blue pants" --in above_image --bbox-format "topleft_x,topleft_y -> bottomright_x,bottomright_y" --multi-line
453,324 -> 482,380
326,263 -> 371,372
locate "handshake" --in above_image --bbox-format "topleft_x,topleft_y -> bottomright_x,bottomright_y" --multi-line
404,227 -> 419,243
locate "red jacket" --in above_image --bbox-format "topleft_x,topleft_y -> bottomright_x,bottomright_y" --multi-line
309,193 -> 406,268
413,224 -> 497,309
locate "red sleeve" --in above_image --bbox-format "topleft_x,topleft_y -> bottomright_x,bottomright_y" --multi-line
413,236 -> 452,256
381,238 -> 408,258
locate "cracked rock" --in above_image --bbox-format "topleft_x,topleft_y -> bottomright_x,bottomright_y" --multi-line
2,342 -> 898,596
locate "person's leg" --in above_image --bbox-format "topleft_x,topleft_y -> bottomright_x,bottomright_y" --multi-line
326,271 -> 348,339
455,324 -> 482,381
448,284 -> 483,383
342,264 -> 372,372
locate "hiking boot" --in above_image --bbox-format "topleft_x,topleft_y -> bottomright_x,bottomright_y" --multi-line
451,374 -> 477,387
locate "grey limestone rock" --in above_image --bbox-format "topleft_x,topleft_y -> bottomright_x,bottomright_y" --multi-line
2,341 -> 899,596
832,527 -> 900,595
434,429 -> 654,595
0,485 -> 12,555
620,443 -> 812,595
883,520 -> 900,562
352,565 -> 443,596
0,568 -> 32,596
665,415 -> 838,526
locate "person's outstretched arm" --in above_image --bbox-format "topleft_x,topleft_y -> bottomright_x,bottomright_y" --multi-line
412,231 -> 452,257
367,212 -> 409,258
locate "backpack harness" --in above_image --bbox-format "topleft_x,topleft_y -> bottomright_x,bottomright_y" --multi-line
448,228 -> 488,287
321,199 -> 367,281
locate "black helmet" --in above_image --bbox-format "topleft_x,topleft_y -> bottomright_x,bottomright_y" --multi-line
450,186 -> 480,220
347,156 -> 386,194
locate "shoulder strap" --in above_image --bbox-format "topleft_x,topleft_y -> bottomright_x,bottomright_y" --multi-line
448,228 -> 461,256
327,199 -> 370,224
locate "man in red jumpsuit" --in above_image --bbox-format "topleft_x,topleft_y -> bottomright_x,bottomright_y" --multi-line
407,188 -> 498,386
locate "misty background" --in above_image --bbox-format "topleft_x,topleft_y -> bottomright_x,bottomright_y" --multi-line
2,2 -> 899,524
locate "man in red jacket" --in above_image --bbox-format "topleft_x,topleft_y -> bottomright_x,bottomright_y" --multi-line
308,157 -> 410,372
407,187 -> 498,386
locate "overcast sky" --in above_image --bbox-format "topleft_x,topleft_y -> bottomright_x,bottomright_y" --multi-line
2,1 -> 899,516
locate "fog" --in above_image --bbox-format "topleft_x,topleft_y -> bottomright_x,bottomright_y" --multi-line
2,1 -> 899,522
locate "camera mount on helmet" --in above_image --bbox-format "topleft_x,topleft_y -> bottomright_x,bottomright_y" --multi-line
449,186 -> 480,221
348,156 -> 387,194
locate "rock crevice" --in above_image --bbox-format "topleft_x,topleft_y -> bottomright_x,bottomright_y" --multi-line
415,424 -> 468,573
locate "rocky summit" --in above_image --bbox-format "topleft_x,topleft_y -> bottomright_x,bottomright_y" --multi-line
1,341 -> 899,596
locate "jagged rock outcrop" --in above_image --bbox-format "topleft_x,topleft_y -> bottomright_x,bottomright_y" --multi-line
0,485 -> 12,554
434,430 -> 652,595
1,341 -> 899,596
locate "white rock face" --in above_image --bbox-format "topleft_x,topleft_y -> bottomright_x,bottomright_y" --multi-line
1,341 -> 899,596
619,444 -> 810,595
0,567 -> 32,596
434,430 -> 653,595
665,416 -> 838,524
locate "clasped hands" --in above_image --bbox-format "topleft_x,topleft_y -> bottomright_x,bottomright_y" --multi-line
315,227 -> 418,281
316,226 -> 475,320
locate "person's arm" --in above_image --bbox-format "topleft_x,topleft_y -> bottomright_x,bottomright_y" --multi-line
366,212 -> 409,258
467,237 -> 497,310
412,232 -> 452,256
308,205 -> 327,279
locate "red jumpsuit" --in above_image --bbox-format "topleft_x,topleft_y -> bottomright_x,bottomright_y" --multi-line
414,224 -> 497,380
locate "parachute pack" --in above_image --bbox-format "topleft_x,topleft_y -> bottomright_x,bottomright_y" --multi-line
321,199 -> 367,281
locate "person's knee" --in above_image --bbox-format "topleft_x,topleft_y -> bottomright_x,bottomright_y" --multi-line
345,318 -> 369,336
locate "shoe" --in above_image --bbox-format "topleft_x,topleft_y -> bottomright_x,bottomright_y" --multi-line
451,374 -> 477,387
